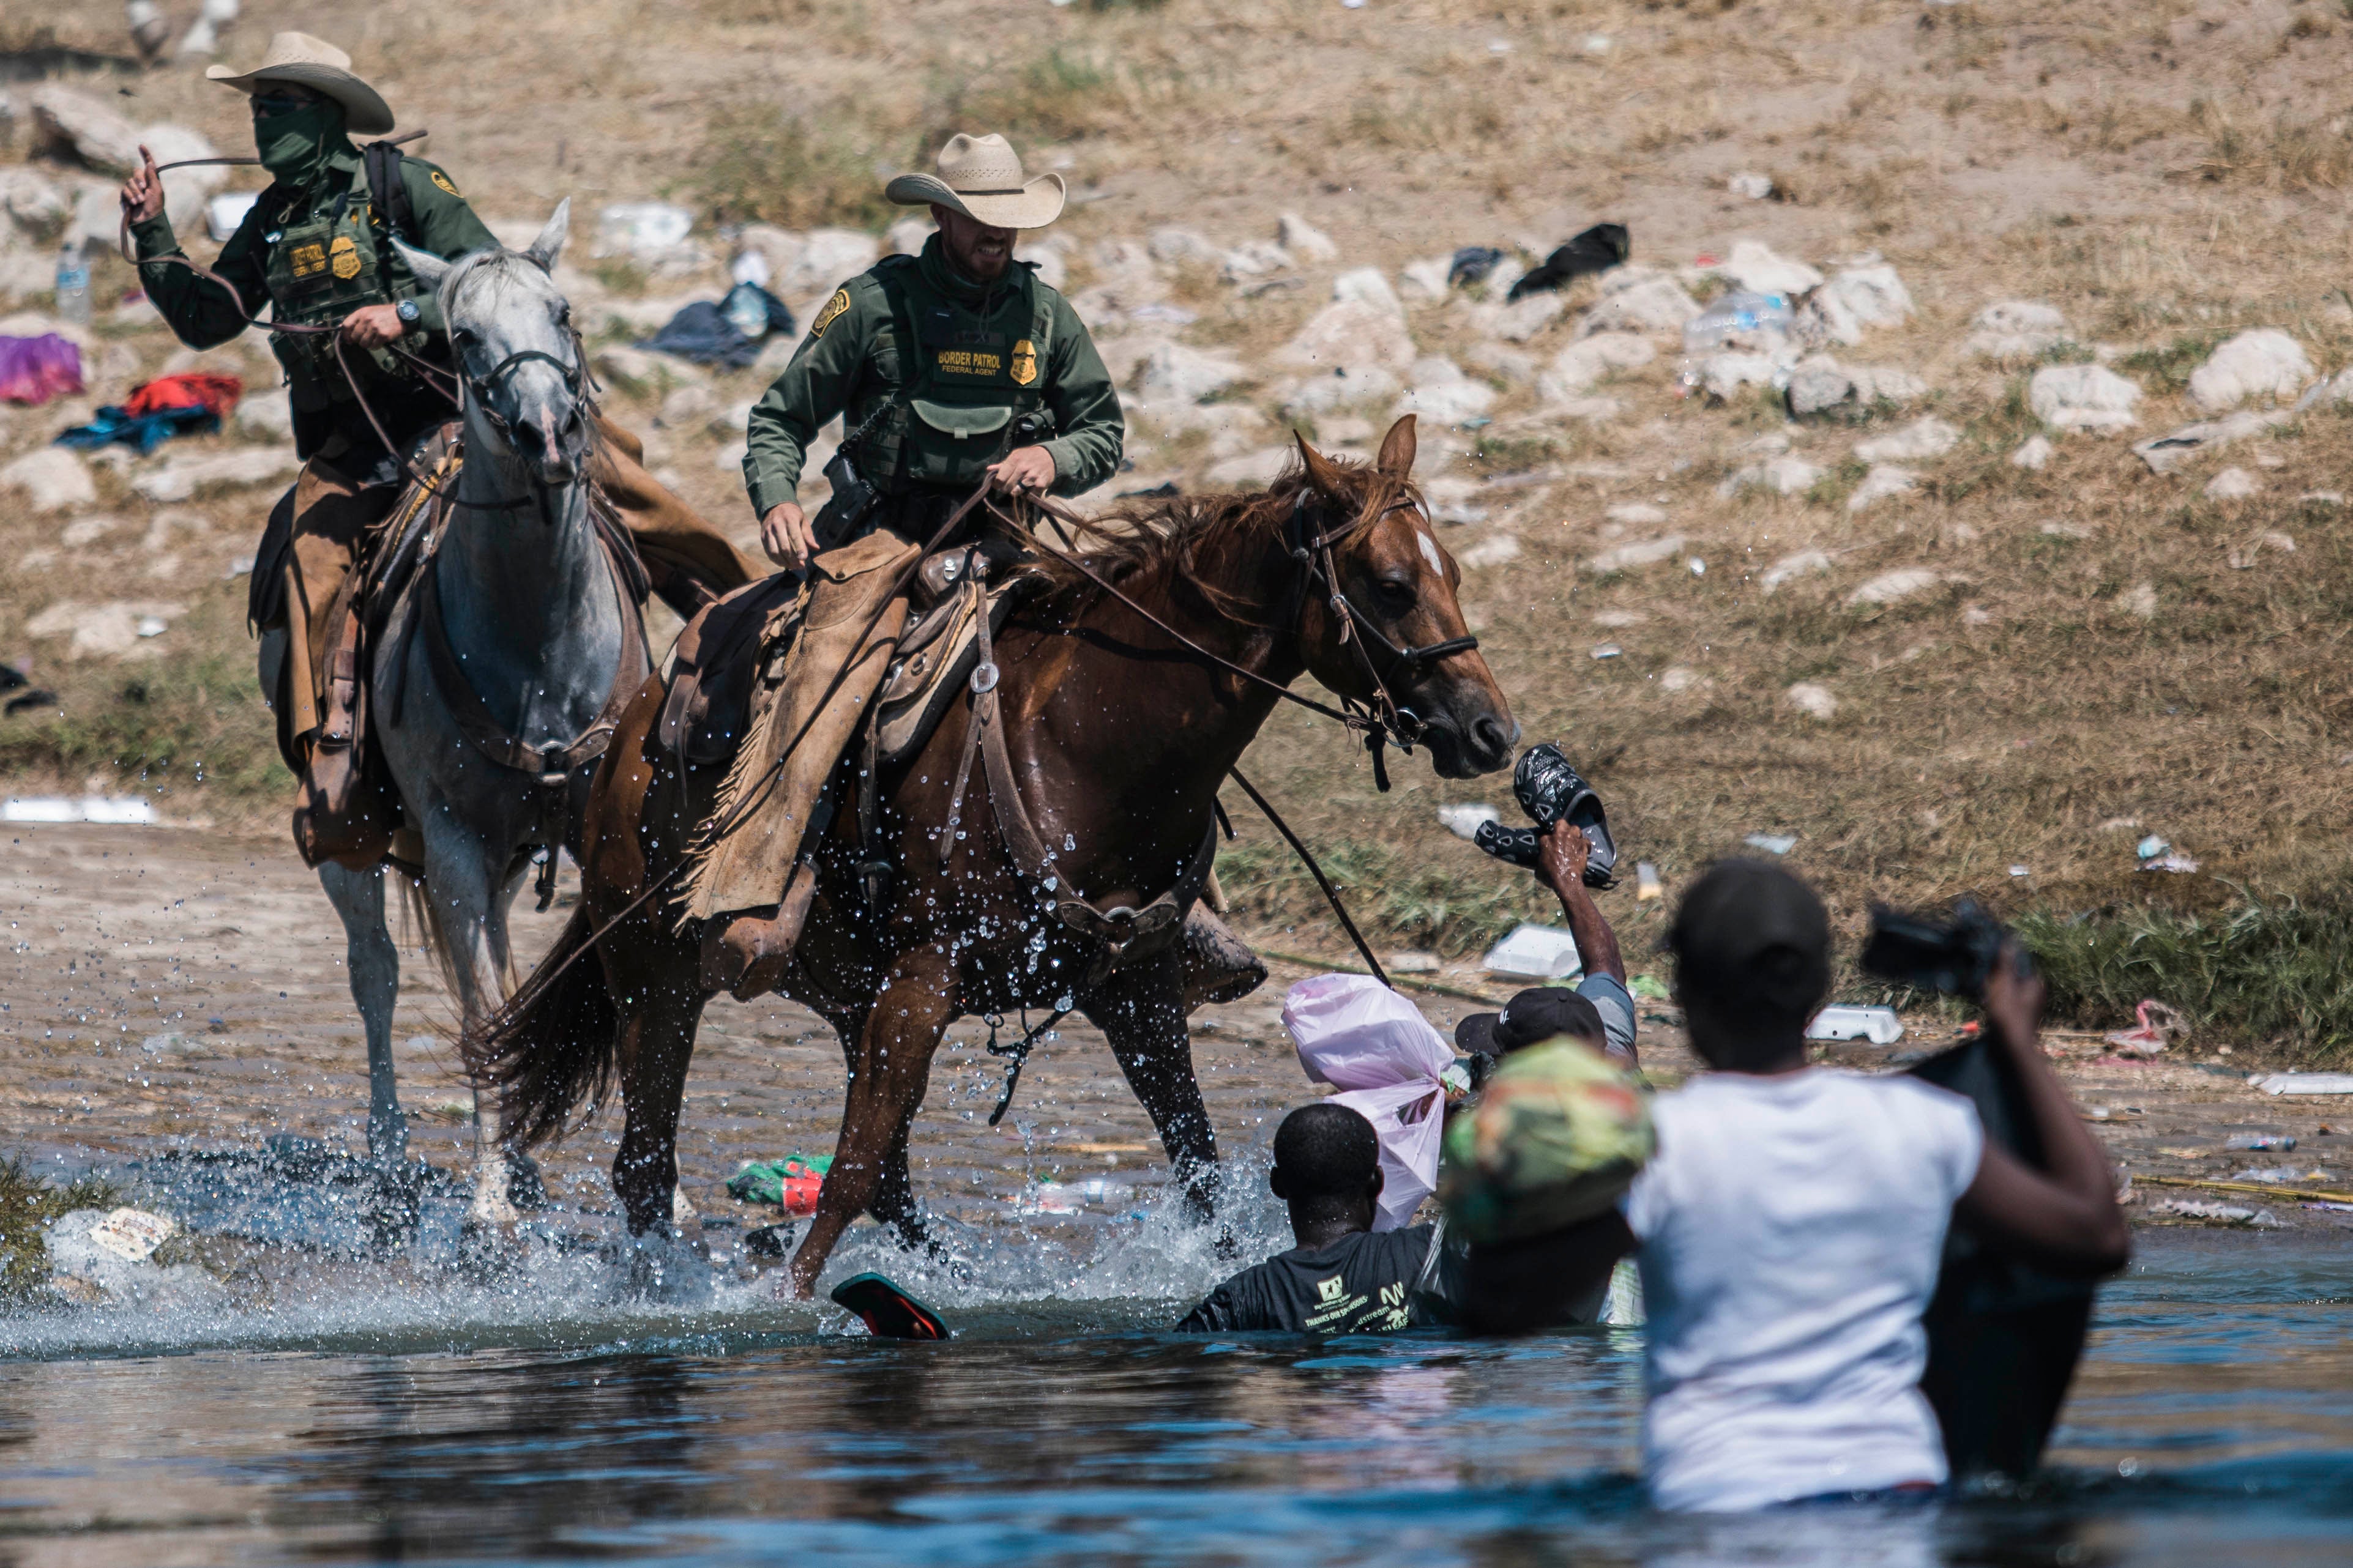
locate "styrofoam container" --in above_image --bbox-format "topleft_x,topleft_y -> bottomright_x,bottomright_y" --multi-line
1805,1005 -> 1905,1046
1481,924 -> 1585,981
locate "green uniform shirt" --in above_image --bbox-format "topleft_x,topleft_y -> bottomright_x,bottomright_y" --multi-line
743,234 -> 1124,519
130,141 -> 494,463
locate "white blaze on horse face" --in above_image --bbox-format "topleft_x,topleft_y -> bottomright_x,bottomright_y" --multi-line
1415,525 -> 1446,580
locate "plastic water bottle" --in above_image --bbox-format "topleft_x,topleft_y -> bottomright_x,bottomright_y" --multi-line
54,240 -> 91,325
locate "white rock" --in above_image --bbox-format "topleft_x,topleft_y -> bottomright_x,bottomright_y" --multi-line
1278,213 -> 1340,264
1854,417 -> 1958,464
593,201 -> 695,261
732,224 -> 808,288
60,514 -> 121,547
234,396 -> 294,442
1277,365 -> 1403,415
1464,341 -> 1539,383
788,229 -> 881,297
884,216 -> 931,257
1221,241 -> 1292,283
1698,352 -> 1781,403
2011,434 -> 2054,470
1392,357 -> 1495,424
1145,401 -> 1270,458
1133,341 -> 1245,406
1963,300 -> 2070,360
0,167 -> 67,232
2186,329 -> 2313,415
714,439 -> 749,472
1846,464 -> 1918,512
2131,408 -> 2282,475
2117,582 -> 2159,619
1759,549 -> 1832,592
1147,226 -> 1223,267
1848,365 -> 1928,406
1718,455 -> 1823,498
1606,502 -> 1669,526
1786,356 -> 1855,417
2205,466 -> 2259,500
2227,530 -> 2296,569
1784,682 -> 1838,721
1816,263 -> 1913,335
1583,535 -> 1687,573
24,599 -> 187,658
1541,332 -> 1655,401
1458,533 -> 1522,568
2029,364 -> 2142,432
1728,171 -> 1775,201
1205,447 -> 1292,488
1548,395 -> 1623,423
1714,239 -> 1822,297
1276,300 -> 1416,376
30,90 -> 224,225
1,448 -> 96,513
1579,274 -> 1702,338
1846,567 -> 1942,606
132,447 -> 299,503
1332,266 -> 1404,318
1489,292 -> 1565,343
1399,255 -> 1453,303
594,344 -> 705,390
1015,243 -> 1066,291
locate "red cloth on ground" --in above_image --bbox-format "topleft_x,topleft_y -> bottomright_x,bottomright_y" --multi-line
123,373 -> 243,419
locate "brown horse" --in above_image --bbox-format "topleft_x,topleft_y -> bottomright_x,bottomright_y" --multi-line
470,415 -> 1515,1295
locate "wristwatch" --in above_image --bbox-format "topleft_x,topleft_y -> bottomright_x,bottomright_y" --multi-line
395,298 -> 420,326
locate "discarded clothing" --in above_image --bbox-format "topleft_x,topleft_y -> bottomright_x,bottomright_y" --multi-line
124,372 -> 244,420
639,284 -> 796,369
1507,223 -> 1631,301
57,403 -> 220,455
726,1154 -> 832,1212
1449,245 -> 1507,288
0,334 -> 84,406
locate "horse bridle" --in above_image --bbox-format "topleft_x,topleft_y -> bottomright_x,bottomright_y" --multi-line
450,329 -> 597,515
1281,487 -> 1481,789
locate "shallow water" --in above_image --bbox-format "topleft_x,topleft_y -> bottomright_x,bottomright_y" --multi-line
4,1191 -> 2351,1567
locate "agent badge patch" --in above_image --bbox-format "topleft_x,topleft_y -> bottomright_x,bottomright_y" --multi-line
811,288 -> 852,338
1010,338 -> 1037,387
430,169 -> 461,197
329,234 -> 362,280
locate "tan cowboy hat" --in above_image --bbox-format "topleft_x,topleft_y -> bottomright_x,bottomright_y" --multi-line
884,133 -> 1065,231
205,32 -> 395,136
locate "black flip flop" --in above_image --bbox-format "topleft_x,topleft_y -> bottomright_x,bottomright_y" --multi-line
829,1272 -> 951,1340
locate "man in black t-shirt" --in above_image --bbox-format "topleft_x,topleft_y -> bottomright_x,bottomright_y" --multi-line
1176,1104 -> 1464,1334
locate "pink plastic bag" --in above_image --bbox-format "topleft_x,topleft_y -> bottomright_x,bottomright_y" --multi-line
0,335 -> 85,406
1284,974 -> 1454,1230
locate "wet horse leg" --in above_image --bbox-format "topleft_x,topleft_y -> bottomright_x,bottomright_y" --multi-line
1086,955 -> 1221,1223
318,860 -> 405,1169
788,948 -> 958,1297
609,935 -> 710,1238
818,1002 -> 922,1247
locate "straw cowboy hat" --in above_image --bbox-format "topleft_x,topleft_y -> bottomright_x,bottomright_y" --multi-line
884,133 -> 1065,231
205,32 -> 395,136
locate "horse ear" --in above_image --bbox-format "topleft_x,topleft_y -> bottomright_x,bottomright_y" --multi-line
390,235 -> 453,292
1375,414 -> 1419,479
523,198 -> 570,273
1292,429 -> 1347,497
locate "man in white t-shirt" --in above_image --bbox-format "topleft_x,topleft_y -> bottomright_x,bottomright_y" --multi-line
1459,859 -> 2130,1512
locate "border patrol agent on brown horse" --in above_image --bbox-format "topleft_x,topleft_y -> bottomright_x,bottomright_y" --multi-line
691,133 -> 1127,992
121,32 -> 754,867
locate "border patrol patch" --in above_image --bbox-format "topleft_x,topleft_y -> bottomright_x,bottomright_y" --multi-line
290,242 -> 327,279
1010,338 -> 1037,387
329,234 -> 361,280
811,288 -> 852,338
430,169 -> 460,197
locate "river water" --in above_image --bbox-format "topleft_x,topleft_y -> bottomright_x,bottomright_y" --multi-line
3,1178 -> 2349,1567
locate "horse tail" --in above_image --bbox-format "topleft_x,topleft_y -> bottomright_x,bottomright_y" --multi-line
462,904 -> 617,1150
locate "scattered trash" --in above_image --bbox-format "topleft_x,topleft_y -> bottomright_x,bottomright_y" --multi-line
636,284 -> 794,369
2256,1074 -> 2353,1096
1687,557 -> 1706,576
1628,973 -> 1671,1001
2135,834 -> 2169,860
0,333 -> 84,406
2008,865 -> 2031,878
1507,223 -> 1630,302
1448,246 -> 1507,288
2105,999 -> 2186,1057
1727,171 -> 1775,201
2140,853 -> 2199,874
726,1154 -> 832,1214
1635,861 -> 1661,902
1681,289 -> 1793,358
1480,923 -> 1586,981
1744,832 -> 1797,855
1387,950 -> 1441,975
1017,1176 -> 1139,1217
87,1206 -> 175,1262
2,796 -> 157,824
1436,802 -> 1501,840
57,373 -> 243,454
2152,1197 -> 2261,1224
2232,1167 -> 2318,1184
1806,1005 -> 1906,1046
1591,642 -> 1622,660
1285,973 -> 1453,1229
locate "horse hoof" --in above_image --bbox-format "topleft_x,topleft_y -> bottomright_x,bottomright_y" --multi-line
502,1148 -> 551,1212
455,1216 -> 521,1279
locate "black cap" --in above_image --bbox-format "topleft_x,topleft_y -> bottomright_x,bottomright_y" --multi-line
1456,986 -> 1606,1055
1666,858 -> 1830,1024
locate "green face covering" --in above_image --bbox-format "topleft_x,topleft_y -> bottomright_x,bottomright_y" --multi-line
254,100 -> 346,188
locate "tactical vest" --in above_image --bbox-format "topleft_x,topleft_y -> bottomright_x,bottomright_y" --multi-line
258,166 -> 432,414
858,256 -> 1056,495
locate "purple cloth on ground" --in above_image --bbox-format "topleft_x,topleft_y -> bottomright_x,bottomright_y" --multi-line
0,335 -> 84,406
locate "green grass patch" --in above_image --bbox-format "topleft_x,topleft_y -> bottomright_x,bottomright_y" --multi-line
0,1156 -> 119,1304
2019,891 -> 2353,1060
0,652 -> 288,804
684,105 -> 902,230
2116,331 -> 2231,395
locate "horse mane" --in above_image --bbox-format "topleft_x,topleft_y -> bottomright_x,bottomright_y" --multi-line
1031,450 -> 1423,620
